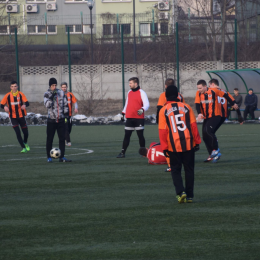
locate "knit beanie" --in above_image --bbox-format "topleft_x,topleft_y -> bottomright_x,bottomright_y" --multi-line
49,78 -> 57,87
166,85 -> 178,100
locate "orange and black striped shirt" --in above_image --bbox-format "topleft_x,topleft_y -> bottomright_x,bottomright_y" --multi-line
66,92 -> 77,117
195,88 -> 235,119
157,92 -> 185,107
210,87 -> 235,118
1,91 -> 29,118
159,101 -> 201,152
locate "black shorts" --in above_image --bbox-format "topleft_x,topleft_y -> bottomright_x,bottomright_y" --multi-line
11,117 -> 27,128
125,118 -> 145,130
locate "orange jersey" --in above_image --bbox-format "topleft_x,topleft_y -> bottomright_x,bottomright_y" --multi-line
195,88 -> 230,119
1,91 -> 28,118
157,92 -> 185,107
66,92 -> 77,117
159,101 -> 198,152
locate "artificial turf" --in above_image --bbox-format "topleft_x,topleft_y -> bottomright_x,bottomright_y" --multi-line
0,124 -> 260,260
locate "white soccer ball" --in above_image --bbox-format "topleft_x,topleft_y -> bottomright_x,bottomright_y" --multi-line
50,148 -> 61,159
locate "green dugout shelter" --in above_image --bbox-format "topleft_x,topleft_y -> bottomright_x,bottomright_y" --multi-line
206,69 -> 260,118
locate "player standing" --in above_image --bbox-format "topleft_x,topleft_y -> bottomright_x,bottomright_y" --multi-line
61,82 -> 78,146
159,85 -> 201,203
44,78 -> 71,163
195,80 -> 238,163
1,81 -> 30,153
156,78 -> 185,172
117,77 -> 149,158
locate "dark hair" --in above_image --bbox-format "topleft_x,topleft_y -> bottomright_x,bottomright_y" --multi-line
197,80 -> 207,86
10,81 -> 18,86
165,78 -> 175,86
209,78 -> 219,86
234,88 -> 238,91
61,82 -> 67,86
129,77 -> 139,85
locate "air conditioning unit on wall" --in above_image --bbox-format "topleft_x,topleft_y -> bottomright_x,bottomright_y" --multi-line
158,1 -> 170,11
26,4 -> 38,13
6,4 -> 18,13
158,12 -> 169,20
46,3 -> 57,11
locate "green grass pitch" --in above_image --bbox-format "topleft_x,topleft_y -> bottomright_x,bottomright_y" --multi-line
0,124 -> 260,260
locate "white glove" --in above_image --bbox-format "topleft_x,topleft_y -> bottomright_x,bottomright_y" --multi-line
137,109 -> 144,115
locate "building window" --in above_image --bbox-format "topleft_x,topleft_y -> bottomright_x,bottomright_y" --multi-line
27,25 -> 57,34
65,25 -> 91,34
140,23 -> 159,36
101,0 -> 131,2
150,23 -> 158,35
26,0 -> 56,2
0,25 -> 8,34
64,0 -> 87,2
103,24 -> 129,36
0,0 -> 17,2
160,23 -> 168,34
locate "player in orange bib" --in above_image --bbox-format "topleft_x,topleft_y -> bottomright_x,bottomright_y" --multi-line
195,80 -> 238,163
1,81 -> 30,153
61,82 -> 78,147
159,85 -> 201,203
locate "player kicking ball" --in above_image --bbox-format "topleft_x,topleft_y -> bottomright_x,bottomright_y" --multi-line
1,81 -> 30,153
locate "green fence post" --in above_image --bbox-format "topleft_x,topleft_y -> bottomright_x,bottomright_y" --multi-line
15,28 -> 20,89
152,9 -> 155,41
121,24 -> 125,107
176,22 -> 180,92
67,27 -> 72,92
235,19 -> 238,69
45,12 -> 48,45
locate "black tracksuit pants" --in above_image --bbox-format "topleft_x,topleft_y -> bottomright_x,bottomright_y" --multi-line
169,149 -> 195,198
202,116 -> 221,155
244,105 -> 257,120
64,116 -> 72,142
46,119 -> 65,158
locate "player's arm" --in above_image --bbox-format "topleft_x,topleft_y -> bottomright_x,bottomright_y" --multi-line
158,108 -> 168,152
20,92 -> 29,110
188,105 -> 201,145
194,91 -> 203,119
140,90 -> 149,112
1,94 -> 9,112
71,93 -> 78,113
63,91 -> 69,117
156,93 -> 165,124
217,89 -> 237,109
44,91 -> 56,109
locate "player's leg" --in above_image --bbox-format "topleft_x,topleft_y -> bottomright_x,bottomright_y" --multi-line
117,118 -> 134,158
11,118 -> 26,152
182,149 -> 195,202
46,121 -> 56,160
244,106 -> 249,120
202,119 -> 212,156
68,116 -> 72,134
135,118 -> 145,148
19,117 -> 30,151
206,116 -> 222,162
56,119 -> 71,162
64,118 -> 70,145
215,117 -> 226,133
169,151 -> 186,203
249,106 -> 256,120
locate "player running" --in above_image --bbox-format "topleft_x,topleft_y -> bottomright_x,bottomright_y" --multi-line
156,78 -> 184,172
159,85 -> 201,203
208,78 -> 243,129
117,77 -> 149,158
195,80 -> 238,163
44,78 -> 72,163
1,81 -> 30,153
61,82 -> 78,147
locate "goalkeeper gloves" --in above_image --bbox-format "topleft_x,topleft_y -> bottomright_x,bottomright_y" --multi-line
121,113 -> 125,122
65,118 -> 67,123
163,150 -> 170,158
137,108 -> 144,115
194,144 -> 200,152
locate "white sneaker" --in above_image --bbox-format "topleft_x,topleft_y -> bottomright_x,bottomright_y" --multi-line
67,142 -> 71,146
